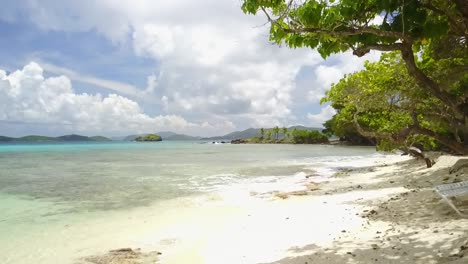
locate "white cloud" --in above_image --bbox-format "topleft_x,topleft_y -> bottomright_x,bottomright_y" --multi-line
41,63 -> 146,99
307,105 -> 336,128
0,0 -> 385,131
133,24 -> 176,59
306,51 -> 381,103
0,62 -> 234,136
131,21 -> 322,127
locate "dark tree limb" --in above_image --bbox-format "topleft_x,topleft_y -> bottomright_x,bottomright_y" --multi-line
399,42 -> 463,117
352,43 -> 403,56
405,146 -> 434,168
282,26 -> 405,40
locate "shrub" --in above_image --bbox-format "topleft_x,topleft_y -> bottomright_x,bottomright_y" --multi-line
291,130 -> 328,144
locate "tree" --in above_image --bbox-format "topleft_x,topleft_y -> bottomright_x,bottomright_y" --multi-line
266,130 -> 273,139
273,126 -> 280,140
322,114 -> 374,145
282,127 -> 288,138
291,129 -> 328,144
322,52 -> 464,157
260,128 -> 265,139
241,0 -> 468,151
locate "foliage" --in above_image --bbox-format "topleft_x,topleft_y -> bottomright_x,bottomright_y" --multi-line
241,0 -> 468,153
260,128 -> 265,139
273,126 -> 280,140
322,52 -> 463,153
322,114 -> 374,145
281,127 -> 288,138
291,129 -> 328,144
241,0 -> 465,58
135,134 -> 162,142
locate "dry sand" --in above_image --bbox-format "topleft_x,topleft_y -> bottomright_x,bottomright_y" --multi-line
80,154 -> 468,264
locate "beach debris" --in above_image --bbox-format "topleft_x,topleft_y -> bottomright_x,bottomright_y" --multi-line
275,193 -> 289,199
362,209 -> 378,218
449,159 -> 468,174
110,248 -> 133,253
448,240 -> 468,259
79,247 -> 161,264
290,190 -> 309,196
305,182 -> 320,191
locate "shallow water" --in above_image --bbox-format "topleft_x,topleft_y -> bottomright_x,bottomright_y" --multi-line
0,141 -> 378,263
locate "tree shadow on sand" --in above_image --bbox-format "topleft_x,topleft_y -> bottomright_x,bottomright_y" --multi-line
259,235 -> 468,264
261,157 -> 468,264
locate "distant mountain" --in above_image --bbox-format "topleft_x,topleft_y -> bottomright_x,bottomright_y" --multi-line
110,136 -> 127,141
156,131 -> 178,138
202,126 -> 323,140
0,134 -> 112,143
123,134 -> 145,141
89,136 -> 112,142
0,136 -> 14,142
56,134 -> 91,141
202,128 -> 261,140
164,134 -> 201,141
18,135 -> 56,142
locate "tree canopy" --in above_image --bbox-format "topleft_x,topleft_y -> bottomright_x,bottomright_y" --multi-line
241,0 -> 468,154
322,53 -> 445,151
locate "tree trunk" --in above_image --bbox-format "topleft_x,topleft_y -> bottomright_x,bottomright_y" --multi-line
452,0 -> 468,33
407,147 -> 434,168
399,43 -> 461,116
464,116 -> 468,148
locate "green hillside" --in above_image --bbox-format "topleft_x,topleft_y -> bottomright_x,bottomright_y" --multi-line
135,134 -> 162,142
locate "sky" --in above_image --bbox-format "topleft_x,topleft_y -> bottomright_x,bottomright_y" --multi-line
0,0 -> 380,137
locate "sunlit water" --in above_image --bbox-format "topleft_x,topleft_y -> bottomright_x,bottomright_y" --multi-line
0,141 -> 380,263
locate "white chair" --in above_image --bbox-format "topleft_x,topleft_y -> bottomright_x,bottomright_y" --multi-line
435,181 -> 468,218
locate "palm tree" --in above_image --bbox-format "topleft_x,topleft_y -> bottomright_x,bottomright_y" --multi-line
282,127 -> 288,139
273,126 -> 280,140
260,128 -> 265,139
266,130 -> 272,140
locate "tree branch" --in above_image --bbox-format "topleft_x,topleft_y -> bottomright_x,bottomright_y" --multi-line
282,26 -> 406,40
352,43 -> 404,57
353,112 -> 392,139
399,42 -> 462,116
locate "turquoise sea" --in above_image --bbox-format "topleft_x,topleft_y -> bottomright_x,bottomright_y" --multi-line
0,141 -> 378,263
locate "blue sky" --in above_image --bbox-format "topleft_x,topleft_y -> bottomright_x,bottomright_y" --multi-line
0,0 -> 380,137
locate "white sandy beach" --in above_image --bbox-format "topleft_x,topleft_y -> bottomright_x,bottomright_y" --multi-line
71,154 -> 468,264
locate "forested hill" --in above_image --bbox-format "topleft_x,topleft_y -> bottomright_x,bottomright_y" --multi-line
0,134 -> 112,143
202,126 -> 322,140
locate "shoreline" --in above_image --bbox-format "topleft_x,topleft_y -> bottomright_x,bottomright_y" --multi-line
78,153 -> 468,264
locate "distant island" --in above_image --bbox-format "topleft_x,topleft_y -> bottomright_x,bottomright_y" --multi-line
134,134 -> 162,142
122,131 -> 200,141
0,134 -> 112,143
